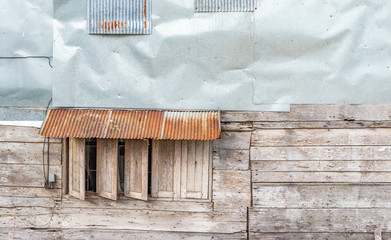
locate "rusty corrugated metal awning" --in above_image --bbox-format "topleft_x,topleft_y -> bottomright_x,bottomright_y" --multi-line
40,109 -> 220,140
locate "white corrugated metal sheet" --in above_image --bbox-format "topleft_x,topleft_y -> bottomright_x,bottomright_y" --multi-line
87,0 -> 151,34
195,0 -> 255,12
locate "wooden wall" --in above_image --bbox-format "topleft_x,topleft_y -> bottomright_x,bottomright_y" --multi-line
0,125 -> 247,239
222,104 -> 391,239
3,104 -> 391,239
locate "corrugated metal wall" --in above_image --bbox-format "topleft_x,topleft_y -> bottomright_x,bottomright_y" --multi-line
194,0 -> 255,12
87,0 -> 151,34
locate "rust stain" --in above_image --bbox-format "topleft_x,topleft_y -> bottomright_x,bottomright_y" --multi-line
121,21 -> 123,29
144,0 -> 147,29
41,109 -> 220,140
111,21 -> 114,31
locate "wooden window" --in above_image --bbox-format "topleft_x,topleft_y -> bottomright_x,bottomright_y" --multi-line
67,138 -> 211,201
151,140 -> 211,200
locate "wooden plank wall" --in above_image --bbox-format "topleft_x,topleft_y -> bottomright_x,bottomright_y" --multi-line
222,104 -> 391,239
4,104 -> 391,240
0,125 -> 247,239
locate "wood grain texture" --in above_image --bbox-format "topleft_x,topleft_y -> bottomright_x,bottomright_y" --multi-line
249,208 -> 391,233
221,122 -> 253,132
0,196 -> 55,208
97,139 -> 118,200
60,195 -> 213,212
249,233 -> 382,240
252,171 -> 391,183
0,186 -> 60,198
213,132 -> 251,150
253,183 -> 391,208
69,138 -> 85,200
252,129 -> 391,147
125,140 -> 148,201
253,121 -> 391,129
0,125 -> 61,143
222,105 -> 391,122
0,207 -> 246,233
251,160 -> 391,172
213,149 -> 249,171
213,170 -> 251,212
0,228 -> 247,240
0,142 -> 61,165
251,146 -> 391,161
0,164 -> 61,188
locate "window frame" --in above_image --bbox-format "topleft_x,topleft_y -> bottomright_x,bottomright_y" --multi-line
64,138 -> 212,202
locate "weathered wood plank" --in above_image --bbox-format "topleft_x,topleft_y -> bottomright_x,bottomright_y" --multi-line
97,139 -> 118,200
251,129 -> 391,147
0,207 -> 247,233
222,105 -> 391,122
250,146 -> 391,161
0,186 -> 60,198
249,208 -> 391,233
249,233 -> 380,240
253,183 -> 391,208
0,228 -> 247,240
0,196 -> 55,208
251,160 -> 391,172
69,138 -> 85,201
253,121 -> 391,129
213,170 -> 251,212
213,132 -> 251,150
221,122 -> 253,132
252,171 -> 391,183
0,125 -> 61,143
125,140 -> 148,201
213,149 -> 249,171
60,195 -> 213,212
0,164 -> 61,188
0,142 -> 61,165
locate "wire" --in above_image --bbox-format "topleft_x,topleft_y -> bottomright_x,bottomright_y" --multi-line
42,98 -> 53,189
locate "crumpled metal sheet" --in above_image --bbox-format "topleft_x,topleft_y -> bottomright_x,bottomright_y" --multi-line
52,0 -> 391,111
0,0 -> 53,57
252,0 -> 391,105
0,58 -> 52,107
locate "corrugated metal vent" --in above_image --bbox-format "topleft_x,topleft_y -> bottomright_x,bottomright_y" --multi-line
195,0 -> 255,12
87,0 -> 151,34
40,109 -> 220,140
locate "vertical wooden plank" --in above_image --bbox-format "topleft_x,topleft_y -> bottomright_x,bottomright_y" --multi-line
187,141 -> 196,193
201,141 -> 210,199
151,140 -> 159,198
194,141 -> 203,192
124,140 -> 148,201
181,141 -> 188,199
69,138 -> 85,201
160,140 -> 174,193
173,141 -> 182,199
62,138 -> 69,196
97,139 -> 118,200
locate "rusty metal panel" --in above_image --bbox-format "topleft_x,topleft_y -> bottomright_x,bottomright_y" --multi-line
87,0 -> 151,35
40,109 -> 220,140
195,0 -> 255,12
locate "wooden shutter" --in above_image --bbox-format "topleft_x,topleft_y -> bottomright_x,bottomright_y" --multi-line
124,139 -> 148,201
181,141 -> 210,199
151,140 -> 181,199
69,138 -> 85,200
97,139 -> 118,200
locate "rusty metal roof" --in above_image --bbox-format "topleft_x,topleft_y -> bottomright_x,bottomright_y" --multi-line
40,109 -> 220,140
